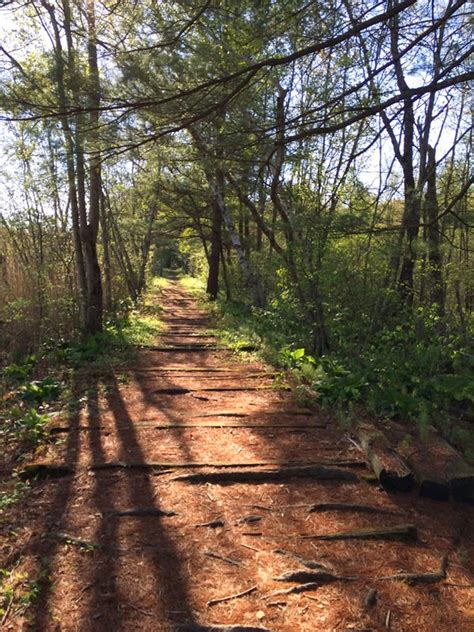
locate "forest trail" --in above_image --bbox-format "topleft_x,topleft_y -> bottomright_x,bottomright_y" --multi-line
7,281 -> 473,631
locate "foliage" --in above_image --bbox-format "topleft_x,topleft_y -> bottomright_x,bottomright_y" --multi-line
0,480 -> 30,515
17,378 -> 61,404
3,356 -> 37,384
207,288 -> 473,457
0,565 -> 43,620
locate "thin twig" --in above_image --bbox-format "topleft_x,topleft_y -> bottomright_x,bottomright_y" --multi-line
205,550 -> 242,567
74,581 -> 97,604
1,595 -> 14,626
207,585 -> 257,607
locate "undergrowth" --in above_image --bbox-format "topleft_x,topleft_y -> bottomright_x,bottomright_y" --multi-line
181,276 -> 474,461
0,282 -> 165,536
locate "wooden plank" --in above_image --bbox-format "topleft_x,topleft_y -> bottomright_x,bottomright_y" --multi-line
402,428 -> 474,502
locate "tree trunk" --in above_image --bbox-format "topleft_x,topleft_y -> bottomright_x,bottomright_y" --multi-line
206,196 -> 222,300
424,146 -> 445,315
100,191 -> 112,312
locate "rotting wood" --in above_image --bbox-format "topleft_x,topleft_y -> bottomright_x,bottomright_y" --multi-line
273,549 -> 332,571
207,584 -> 257,607
400,429 -> 474,502
110,507 -> 177,518
172,465 -> 359,485
265,583 -> 320,598
308,503 -> 403,516
204,550 -> 242,567
357,424 -> 414,492
298,524 -> 417,542
274,570 -> 353,584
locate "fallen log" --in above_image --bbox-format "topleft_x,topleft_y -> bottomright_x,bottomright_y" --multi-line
274,570 -> 353,584
172,465 -> 358,485
308,503 -> 402,516
357,424 -> 414,492
401,429 -> 474,502
299,523 -> 418,542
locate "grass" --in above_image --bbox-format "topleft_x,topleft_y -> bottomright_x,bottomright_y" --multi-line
0,279 -> 166,524
179,274 -> 206,295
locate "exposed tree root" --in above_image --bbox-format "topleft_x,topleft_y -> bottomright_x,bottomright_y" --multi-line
265,583 -> 320,598
207,585 -> 257,607
173,465 -> 358,485
299,524 -> 418,542
195,520 -> 225,529
273,548 -> 332,571
110,507 -> 177,518
378,554 -> 449,584
204,550 -> 242,567
274,569 -> 353,584
174,625 -> 271,632
307,503 -> 402,515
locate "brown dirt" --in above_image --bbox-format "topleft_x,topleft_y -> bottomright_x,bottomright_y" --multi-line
1,282 -> 473,631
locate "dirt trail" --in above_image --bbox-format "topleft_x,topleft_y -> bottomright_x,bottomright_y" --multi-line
4,282 -> 473,631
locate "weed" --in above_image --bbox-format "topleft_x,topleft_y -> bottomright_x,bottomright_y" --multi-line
18,378 -> 61,405
0,565 -> 43,620
0,480 -> 30,515
2,356 -> 37,384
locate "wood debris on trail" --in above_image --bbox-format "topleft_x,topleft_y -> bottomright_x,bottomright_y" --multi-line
1,281 -> 473,631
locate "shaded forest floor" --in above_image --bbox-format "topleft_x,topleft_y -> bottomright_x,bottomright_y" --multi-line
1,280 -> 473,631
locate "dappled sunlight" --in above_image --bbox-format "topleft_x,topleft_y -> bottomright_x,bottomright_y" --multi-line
2,280 -> 472,631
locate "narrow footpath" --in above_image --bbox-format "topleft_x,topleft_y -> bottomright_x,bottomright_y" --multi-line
7,282 -> 474,631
